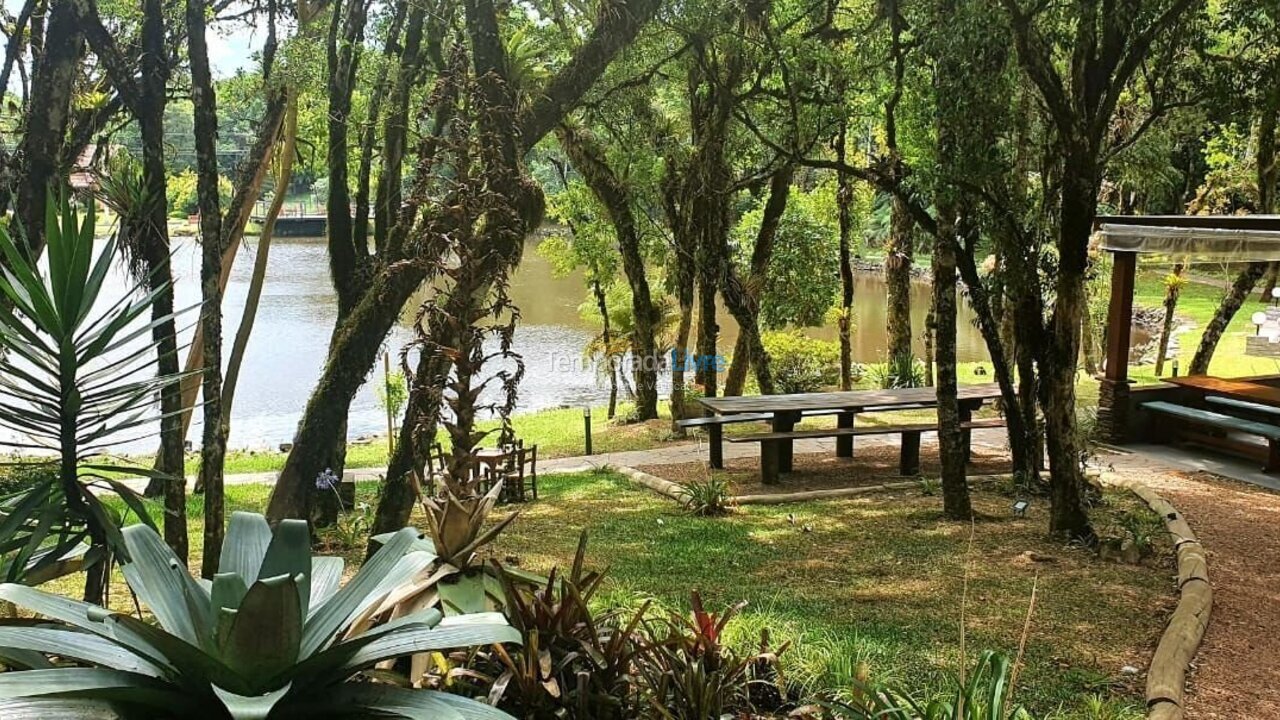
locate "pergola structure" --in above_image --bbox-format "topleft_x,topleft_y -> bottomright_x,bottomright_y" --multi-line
1094,214 -> 1280,443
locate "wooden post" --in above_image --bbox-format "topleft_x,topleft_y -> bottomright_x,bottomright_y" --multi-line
1104,252 -> 1138,383
708,423 -> 724,469
836,411 -> 855,457
899,432 -> 921,475
1099,251 -> 1138,443
773,411 -> 799,473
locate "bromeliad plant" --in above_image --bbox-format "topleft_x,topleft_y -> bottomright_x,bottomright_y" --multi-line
0,194 -> 185,601
0,511 -> 520,719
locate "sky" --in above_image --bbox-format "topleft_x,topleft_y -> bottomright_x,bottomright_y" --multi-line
1,0 -> 265,92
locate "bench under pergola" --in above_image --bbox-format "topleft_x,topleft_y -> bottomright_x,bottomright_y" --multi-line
1095,214 -> 1280,444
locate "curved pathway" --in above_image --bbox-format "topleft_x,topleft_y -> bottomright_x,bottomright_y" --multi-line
1105,452 -> 1280,719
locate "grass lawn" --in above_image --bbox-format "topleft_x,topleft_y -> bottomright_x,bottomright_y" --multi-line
486,471 -> 1165,719
51,470 -> 1167,718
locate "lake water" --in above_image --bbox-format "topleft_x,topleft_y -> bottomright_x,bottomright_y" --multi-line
66,235 -> 989,451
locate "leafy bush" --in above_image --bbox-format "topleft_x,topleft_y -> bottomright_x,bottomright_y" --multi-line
868,352 -> 927,389
0,459 -> 57,497
0,512 -> 520,719
678,476 -> 733,516
166,169 -> 233,218
762,330 -> 841,394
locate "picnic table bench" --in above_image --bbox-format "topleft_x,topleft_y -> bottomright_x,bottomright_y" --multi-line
1140,375 -> 1280,472
696,384 -> 1005,484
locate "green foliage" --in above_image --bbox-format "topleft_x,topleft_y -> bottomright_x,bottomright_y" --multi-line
166,170 -> 233,218
869,352 -> 927,389
473,533 -> 649,719
638,591 -> 789,719
761,330 -> 843,394
825,650 -> 1034,720
0,513 -> 519,719
734,186 -> 841,329
0,194 -> 180,590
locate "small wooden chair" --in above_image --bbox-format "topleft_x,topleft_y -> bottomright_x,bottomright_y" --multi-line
420,442 -> 447,497
502,444 -> 538,502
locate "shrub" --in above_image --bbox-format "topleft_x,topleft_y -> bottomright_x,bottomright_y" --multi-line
762,330 -> 841,394
0,458 -> 57,497
868,352 -> 927,389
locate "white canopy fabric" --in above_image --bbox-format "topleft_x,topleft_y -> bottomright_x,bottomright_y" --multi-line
1094,222 -> 1280,261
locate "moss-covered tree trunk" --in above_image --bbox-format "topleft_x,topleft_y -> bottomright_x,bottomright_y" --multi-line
15,0 -> 85,255
885,197 -> 914,363
140,0 -> 187,561
187,0 -> 228,578
1039,166 -> 1095,540
836,138 -> 856,391
720,164 -> 793,396
557,124 -> 660,419
934,226 -> 970,518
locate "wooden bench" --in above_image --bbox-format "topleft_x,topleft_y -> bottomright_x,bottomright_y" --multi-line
676,413 -> 773,468
1204,395 -> 1280,422
1143,400 -> 1280,472
730,418 -> 1006,482
680,403 -> 939,469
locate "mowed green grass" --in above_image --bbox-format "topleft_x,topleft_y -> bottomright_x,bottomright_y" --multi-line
485,471 -> 1163,719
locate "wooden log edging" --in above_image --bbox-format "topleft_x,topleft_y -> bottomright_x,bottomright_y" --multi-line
1110,479 -> 1212,720
612,464 -> 688,502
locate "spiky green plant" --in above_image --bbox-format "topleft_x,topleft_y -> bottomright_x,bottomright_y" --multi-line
825,651 -> 1034,720
0,512 -> 521,719
0,193 -> 183,601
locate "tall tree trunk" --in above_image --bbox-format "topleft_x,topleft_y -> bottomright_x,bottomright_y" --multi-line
140,0 -> 187,561
719,164 -> 794,396
187,0 -> 227,578
934,226 -> 971,518
885,196 -> 914,362
1190,262 -> 1268,375
834,180 -> 855,392
695,258 -> 719,399
1039,170 -> 1094,541
724,332 -> 752,396
592,278 -> 618,419
15,0 -> 85,255
1154,263 -> 1184,377
836,144 -> 856,391
556,124 -> 659,419
147,90 -> 287,496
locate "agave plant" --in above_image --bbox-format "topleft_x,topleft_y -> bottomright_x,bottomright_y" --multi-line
0,511 -> 521,719
0,194 -> 183,601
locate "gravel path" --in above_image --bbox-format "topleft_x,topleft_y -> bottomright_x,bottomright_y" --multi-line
1108,455 -> 1280,719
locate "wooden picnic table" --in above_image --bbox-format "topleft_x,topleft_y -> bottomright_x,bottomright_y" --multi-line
698,383 -> 1003,483
1163,374 -> 1280,407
